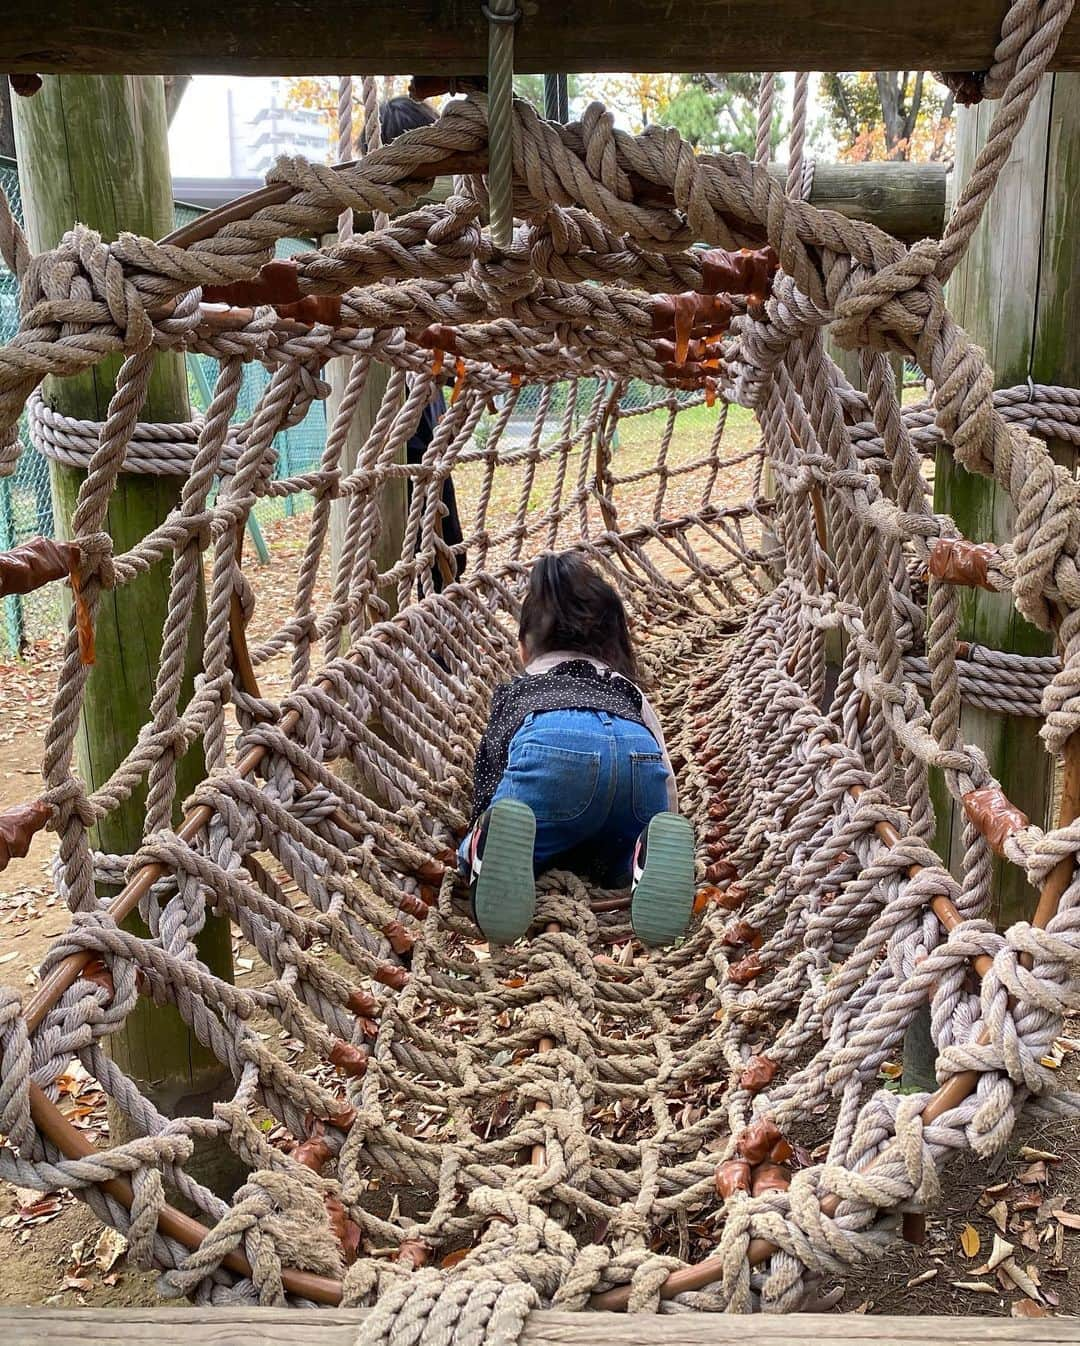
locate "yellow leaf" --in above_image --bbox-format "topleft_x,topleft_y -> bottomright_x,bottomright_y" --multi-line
960,1224 -> 981,1258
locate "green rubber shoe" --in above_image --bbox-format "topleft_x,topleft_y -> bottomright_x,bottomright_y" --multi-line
471,799 -> 537,945
630,812 -> 695,948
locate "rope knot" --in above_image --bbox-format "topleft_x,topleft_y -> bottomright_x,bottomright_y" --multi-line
832,239 -> 943,355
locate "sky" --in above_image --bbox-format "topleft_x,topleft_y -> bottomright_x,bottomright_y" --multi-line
169,76 -> 291,177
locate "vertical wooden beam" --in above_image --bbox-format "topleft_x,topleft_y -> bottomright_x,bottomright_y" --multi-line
904,76 -> 1080,1088
13,76 -> 236,1184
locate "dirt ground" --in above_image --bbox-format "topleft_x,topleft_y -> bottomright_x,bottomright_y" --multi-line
2,503 -> 1080,1315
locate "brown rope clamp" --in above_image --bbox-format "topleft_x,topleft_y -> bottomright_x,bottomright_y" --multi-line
417,324 -> 463,356
650,293 -> 733,362
934,70 -> 987,105
0,536 -> 94,664
0,798 -> 53,873
715,1120 -> 793,1198
9,75 -> 43,97
700,245 -> 779,306
738,1053 -> 778,1093
926,537 -> 999,589
202,260 -> 342,327
409,76 -> 487,99
961,784 -> 1029,858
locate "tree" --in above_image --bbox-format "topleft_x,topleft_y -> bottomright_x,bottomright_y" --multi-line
583,73 -> 785,158
672,74 -> 786,157
820,72 -> 955,162
285,75 -> 417,157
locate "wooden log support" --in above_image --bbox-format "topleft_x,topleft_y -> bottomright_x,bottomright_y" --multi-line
12,74 -> 237,1187
169,162 -> 946,257
3,1307 -> 1079,1346
3,2 -> 1080,75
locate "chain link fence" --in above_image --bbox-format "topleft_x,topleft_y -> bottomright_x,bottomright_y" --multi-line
0,168 -> 327,654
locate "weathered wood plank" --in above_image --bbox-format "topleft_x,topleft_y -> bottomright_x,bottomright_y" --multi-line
908,75 -> 1080,1087
4,1309 -> 1080,1346
3,1 -> 1080,75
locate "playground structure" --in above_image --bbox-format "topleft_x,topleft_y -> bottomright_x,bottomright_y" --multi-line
0,0 -> 1080,1332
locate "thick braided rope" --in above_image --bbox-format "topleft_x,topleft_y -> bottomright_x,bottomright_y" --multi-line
3,0 -> 1080,1319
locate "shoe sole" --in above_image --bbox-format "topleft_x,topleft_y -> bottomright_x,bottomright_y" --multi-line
473,799 -> 537,945
632,813 -> 696,948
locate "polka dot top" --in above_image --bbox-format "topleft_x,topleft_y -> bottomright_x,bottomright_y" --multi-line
469,657 -> 650,822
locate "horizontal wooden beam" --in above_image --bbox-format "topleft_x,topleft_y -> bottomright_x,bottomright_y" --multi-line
326,164 -> 943,245
3,2 -> 1080,75
4,1309 -> 1079,1346
770,161 -> 946,241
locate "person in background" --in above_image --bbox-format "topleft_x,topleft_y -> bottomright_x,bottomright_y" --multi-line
458,552 -> 695,948
378,96 -> 466,595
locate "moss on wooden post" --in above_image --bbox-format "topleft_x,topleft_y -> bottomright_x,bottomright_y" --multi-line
14,76 -> 237,1184
904,75 -> 1080,1089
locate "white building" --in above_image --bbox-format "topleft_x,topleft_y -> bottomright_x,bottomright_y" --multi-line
170,76 -> 332,180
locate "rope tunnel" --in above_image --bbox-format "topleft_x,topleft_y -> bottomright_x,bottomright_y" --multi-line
2,12 -> 1080,1322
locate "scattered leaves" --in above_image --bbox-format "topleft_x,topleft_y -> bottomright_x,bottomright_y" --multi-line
959,1223 -> 980,1258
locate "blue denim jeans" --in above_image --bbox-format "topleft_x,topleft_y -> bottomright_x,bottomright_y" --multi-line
460,709 -> 671,887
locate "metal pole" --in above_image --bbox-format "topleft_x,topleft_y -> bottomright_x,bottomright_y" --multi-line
543,73 -> 568,121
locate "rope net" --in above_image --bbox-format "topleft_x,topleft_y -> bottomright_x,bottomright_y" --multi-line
3,6 -> 1080,1322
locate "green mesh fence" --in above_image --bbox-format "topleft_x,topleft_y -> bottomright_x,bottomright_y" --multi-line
0,172 -> 328,654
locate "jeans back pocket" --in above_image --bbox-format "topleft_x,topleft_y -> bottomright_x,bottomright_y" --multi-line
506,740 -> 602,823
630,750 -> 668,825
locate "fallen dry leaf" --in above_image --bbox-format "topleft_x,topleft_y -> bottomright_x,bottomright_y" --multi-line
1053,1209 -> 1080,1230
960,1223 -> 981,1258
1017,1161 -> 1048,1184
987,1234 -> 1015,1272
1012,1299 -> 1051,1318
1018,1146 -> 1060,1163
952,1280 -> 996,1293
93,1226 -> 127,1274
987,1200 -> 1009,1234
1000,1258 -> 1042,1300
906,1269 -> 937,1288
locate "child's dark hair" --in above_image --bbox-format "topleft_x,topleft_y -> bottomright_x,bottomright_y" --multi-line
376,96 -> 437,147
519,553 -> 640,683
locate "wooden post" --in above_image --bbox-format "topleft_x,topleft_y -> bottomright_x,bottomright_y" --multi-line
13,76 -> 237,1188
904,75 -> 1080,1089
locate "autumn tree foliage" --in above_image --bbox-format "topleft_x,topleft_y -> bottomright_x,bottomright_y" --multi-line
819,72 -> 955,162
588,73 -> 785,158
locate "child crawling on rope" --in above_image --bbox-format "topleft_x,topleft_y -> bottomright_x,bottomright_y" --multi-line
458,552 -> 695,948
